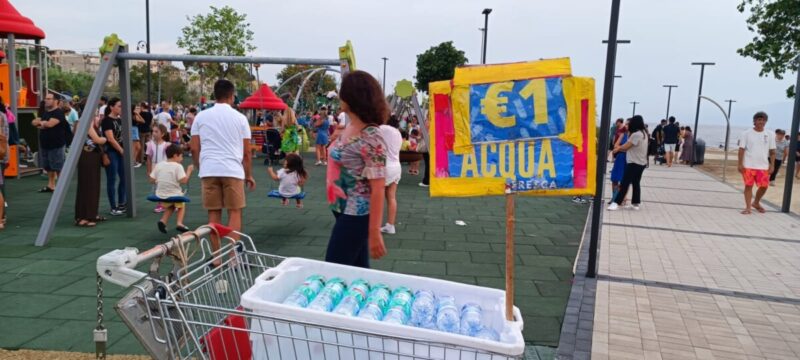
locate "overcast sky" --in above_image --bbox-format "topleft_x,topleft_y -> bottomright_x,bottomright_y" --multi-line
13,0 -> 797,128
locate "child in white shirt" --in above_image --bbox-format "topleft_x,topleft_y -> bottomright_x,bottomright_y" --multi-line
150,144 -> 194,233
267,153 -> 308,208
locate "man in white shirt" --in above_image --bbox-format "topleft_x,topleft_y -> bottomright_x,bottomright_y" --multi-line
155,101 -> 174,129
737,111 -> 776,215
191,80 -> 255,253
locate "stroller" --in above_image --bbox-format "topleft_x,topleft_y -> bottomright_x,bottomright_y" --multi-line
262,128 -> 284,165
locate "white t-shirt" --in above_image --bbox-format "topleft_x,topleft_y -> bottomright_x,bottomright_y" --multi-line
151,161 -> 186,198
337,112 -> 348,128
277,168 -> 302,196
379,125 -> 402,167
191,103 -> 251,179
146,141 -> 169,165
155,111 -> 173,128
738,128 -> 776,170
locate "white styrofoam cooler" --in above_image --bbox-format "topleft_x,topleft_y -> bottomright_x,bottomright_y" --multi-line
240,257 -> 525,359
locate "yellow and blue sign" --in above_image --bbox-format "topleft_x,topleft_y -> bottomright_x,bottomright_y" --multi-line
428,58 -> 597,197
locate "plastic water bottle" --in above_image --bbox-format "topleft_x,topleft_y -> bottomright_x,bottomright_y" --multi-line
460,303 -> 483,336
435,296 -> 460,334
307,277 -> 346,312
333,279 -> 370,317
474,327 -> 500,341
410,290 -> 436,328
358,283 -> 391,321
382,287 -> 414,325
282,275 -> 326,308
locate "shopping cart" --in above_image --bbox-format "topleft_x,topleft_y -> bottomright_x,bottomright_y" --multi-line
94,224 -> 523,360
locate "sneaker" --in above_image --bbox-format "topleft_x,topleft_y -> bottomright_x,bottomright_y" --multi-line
153,205 -> 165,213
607,202 -> 619,211
322,161 -> 328,165
315,161 -> 323,166
117,205 -> 127,213
418,182 -> 429,188
380,224 -> 396,234
770,181 -> 776,186
157,221 -> 167,233
631,204 -> 640,210
110,208 -> 124,216
572,196 -> 587,204
134,162 -> 143,168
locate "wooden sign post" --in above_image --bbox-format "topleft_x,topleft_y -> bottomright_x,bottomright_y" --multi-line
504,187 -> 516,321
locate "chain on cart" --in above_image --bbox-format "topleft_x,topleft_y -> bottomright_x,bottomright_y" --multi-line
95,224 -> 521,360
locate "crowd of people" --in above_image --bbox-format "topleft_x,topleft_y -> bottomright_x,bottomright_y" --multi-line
603,111 -> 799,214
0,70 -> 439,271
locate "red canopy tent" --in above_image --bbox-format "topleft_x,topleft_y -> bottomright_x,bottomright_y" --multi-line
239,83 -> 287,110
0,0 -> 46,40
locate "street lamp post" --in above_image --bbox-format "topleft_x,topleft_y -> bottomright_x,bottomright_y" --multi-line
587,0 -> 623,279
690,62 -> 715,166
145,0 -> 151,106
481,9 -> 492,64
630,101 -> 639,117
723,99 -> 736,182
781,55 -> 800,213
381,57 -> 388,94
479,28 -> 485,63
663,84 -> 678,120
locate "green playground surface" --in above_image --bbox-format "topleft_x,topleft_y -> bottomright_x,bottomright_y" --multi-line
0,153 -> 587,356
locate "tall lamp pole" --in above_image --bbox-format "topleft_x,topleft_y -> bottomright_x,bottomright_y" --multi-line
381,57 -> 388,94
630,101 -> 639,117
690,62 -> 715,166
479,28 -> 485,63
481,8 -> 492,64
145,0 -> 151,106
587,0 -> 624,278
723,99 -> 736,182
663,84 -> 678,120
781,54 -> 800,213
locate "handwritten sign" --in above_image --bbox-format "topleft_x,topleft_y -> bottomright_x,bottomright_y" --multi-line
428,58 -> 597,197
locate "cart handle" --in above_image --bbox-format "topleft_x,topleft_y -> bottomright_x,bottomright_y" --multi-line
96,225 -> 216,287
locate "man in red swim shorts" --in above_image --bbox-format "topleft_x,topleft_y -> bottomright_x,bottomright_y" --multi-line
737,111 -> 776,214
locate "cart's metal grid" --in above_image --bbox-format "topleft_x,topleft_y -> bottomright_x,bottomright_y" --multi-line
96,225 -> 521,360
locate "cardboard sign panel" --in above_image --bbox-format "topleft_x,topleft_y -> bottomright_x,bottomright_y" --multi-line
428,59 -> 597,197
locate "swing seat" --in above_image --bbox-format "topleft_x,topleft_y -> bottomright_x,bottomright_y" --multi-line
268,190 -> 306,200
147,194 -> 191,203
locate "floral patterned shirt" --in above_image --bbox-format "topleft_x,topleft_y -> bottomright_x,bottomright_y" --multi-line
327,126 -> 387,215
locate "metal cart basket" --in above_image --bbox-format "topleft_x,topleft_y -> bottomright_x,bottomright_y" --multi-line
95,225 -> 522,360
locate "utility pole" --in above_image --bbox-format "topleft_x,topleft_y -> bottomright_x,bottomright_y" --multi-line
145,0 -> 151,106
663,84 -> 678,120
587,0 -> 623,278
381,57 -> 388,94
690,62 -> 715,166
630,101 -> 639,117
481,8 -> 492,64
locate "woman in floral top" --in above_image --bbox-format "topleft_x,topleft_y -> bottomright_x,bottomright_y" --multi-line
325,70 -> 389,268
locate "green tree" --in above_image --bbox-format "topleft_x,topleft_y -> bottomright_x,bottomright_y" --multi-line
414,41 -> 468,93
176,5 -> 255,85
47,66 -> 94,97
276,65 -> 337,109
737,0 -> 800,97
128,63 -> 189,104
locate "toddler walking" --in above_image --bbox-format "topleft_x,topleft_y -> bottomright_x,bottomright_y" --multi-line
267,153 -> 308,208
150,144 -> 194,233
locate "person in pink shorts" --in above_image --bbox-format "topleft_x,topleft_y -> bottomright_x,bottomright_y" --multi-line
737,112 -> 776,214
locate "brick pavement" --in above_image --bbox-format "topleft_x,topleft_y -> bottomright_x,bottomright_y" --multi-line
589,165 -> 800,360
0,153 -> 588,357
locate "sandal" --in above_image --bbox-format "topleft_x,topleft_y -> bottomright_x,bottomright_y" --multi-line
94,216 -> 107,222
38,187 -> 54,193
74,219 -> 96,227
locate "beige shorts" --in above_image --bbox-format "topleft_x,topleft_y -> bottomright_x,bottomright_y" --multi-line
201,177 -> 246,210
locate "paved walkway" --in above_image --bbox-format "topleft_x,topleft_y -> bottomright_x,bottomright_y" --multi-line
590,165 -> 800,360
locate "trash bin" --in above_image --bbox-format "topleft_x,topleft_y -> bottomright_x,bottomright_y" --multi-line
694,138 -> 706,165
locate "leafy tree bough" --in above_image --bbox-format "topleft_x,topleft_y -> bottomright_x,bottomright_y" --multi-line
737,0 -> 800,98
